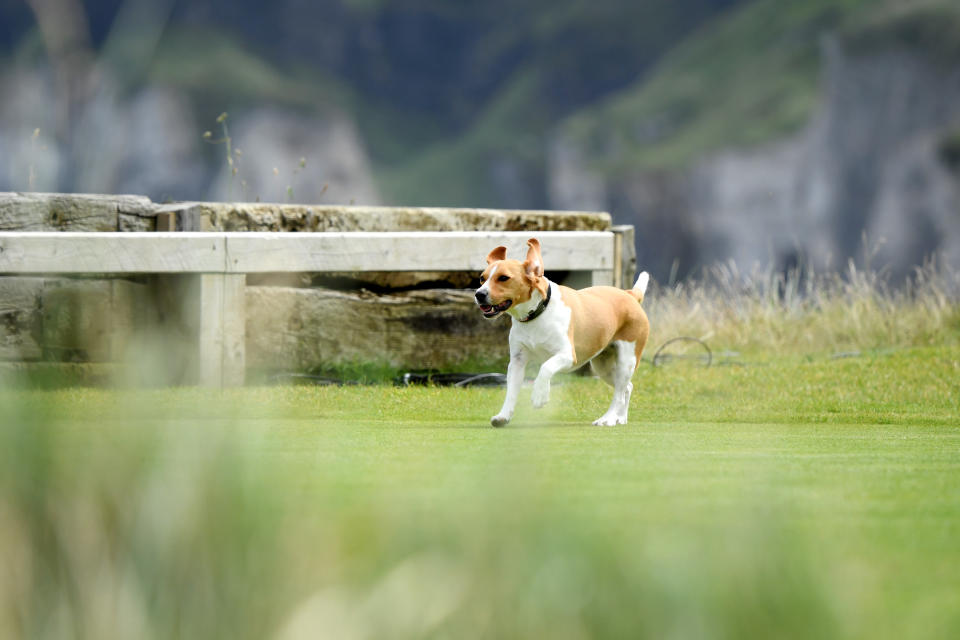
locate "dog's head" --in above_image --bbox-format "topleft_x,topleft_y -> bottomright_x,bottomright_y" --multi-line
475,238 -> 549,319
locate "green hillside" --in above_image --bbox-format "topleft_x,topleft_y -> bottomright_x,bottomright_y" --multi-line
564,0 -> 960,175
380,0 -> 960,207
112,0 -> 960,209
143,1 -> 746,208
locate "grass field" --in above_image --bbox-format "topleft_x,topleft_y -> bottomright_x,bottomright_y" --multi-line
2,343 -> 958,639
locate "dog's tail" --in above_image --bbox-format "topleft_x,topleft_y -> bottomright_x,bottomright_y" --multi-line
630,271 -> 649,304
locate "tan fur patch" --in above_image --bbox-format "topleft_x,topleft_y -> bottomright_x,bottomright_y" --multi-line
479,259 -> 534,308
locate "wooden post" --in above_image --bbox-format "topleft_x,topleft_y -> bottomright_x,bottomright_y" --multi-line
155,211 -> 176,231
612,225 -> 637,288
561,269 -> 614,288
155,273 -> 245,388
590,270 -> 614,286
587,228 -> 621,286
196,273 -> 246,387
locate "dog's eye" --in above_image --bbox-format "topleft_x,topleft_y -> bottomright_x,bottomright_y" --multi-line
497,275 -> 510,282
479,276 -> 486,284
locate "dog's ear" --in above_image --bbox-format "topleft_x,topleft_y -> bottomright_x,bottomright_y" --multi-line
523,238 -> 544,278
486,246 -> 507,264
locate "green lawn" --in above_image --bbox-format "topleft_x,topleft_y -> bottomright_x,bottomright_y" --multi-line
2,346 -> 959,639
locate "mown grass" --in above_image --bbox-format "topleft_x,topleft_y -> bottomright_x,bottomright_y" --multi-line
2,341 -> 959,638
2,256 -> 958,638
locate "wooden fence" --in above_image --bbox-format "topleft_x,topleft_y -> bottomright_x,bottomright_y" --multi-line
0,228 -> 635,386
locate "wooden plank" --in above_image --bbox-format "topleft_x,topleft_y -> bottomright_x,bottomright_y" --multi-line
0,232 -> 227,274
0,231 -> 614,275
224,231 -> 614,273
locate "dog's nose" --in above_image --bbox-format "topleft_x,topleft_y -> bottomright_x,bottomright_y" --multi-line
475,290 -> 488,304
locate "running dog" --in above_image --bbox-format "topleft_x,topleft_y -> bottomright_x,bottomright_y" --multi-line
475,238 -> 650,426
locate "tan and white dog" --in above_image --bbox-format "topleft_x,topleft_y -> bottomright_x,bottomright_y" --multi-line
475,238 -> 650,427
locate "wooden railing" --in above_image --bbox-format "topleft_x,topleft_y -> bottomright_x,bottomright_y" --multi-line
0,228 -> 635,386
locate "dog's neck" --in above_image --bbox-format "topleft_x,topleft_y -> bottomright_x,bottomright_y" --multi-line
510,279 -> 552,323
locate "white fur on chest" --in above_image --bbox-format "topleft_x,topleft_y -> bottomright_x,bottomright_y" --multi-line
508,281 -> 573,365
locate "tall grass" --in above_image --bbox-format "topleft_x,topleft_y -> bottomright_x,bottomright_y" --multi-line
645,254 -> 960,357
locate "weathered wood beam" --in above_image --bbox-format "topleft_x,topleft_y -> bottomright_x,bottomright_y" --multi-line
0,232 -> 226,273
0,231 -> 615,274
223,231 -> 614,273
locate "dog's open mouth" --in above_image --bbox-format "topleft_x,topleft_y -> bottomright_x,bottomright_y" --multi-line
479,299 -> 512,318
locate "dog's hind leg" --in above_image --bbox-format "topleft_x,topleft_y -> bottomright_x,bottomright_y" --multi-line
589,345 -> 617,387
592,341 -> 636,426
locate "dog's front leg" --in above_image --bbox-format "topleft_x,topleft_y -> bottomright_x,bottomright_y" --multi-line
491,349 -> 527,427
531,352 -> 574,408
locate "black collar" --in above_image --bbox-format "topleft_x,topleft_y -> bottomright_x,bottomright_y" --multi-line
519,283 -> 551,322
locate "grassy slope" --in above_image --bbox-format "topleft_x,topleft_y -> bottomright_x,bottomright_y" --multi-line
147,28 -> 350,113
564,0 -> 960,173
377,0 -> 862,205
381,0 -> 960,207
2,345 -> 958,638
132,2 -> 960,208
23,0 -> 952,210
376,67 -> 547,208
561,0 -> 872,172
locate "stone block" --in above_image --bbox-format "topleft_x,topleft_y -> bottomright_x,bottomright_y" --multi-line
155,202 -> 611,233
245,286 -> 510,372
0,192 -> 152,231
0,277 -> 44,361
39,278 -> 151,362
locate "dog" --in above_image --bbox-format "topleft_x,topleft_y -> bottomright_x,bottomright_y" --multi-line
475,238 -> 650,427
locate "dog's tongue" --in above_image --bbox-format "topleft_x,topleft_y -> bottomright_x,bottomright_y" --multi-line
480,304 -> 493,313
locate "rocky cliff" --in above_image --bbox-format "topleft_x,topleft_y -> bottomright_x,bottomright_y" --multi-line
0,66 -> 381,207
550,19 -> 960,279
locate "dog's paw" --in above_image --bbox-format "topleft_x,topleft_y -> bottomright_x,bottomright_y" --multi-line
491,414 -> 511,427
531,383 -> 550,408
592,414 -> 627,426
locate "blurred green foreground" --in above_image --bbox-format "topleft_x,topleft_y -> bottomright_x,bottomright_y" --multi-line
1,347 -> 959,639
